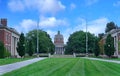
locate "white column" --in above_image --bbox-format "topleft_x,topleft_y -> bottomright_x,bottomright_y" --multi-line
114,35 -> 118,56
116,35 -> 119,56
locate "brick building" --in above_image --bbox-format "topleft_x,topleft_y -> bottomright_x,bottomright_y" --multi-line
0,18 -> 20,57
102,29 -> 120,56
54,31 -> 65,54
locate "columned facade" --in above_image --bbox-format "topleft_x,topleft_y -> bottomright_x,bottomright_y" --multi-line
54,31 -> 65,55
55,47 -> 64,54
11,33 -> 19,57
0,18 -> 20,57
103,29 -> 120,56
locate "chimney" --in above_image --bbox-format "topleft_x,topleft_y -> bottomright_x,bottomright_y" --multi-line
0,18 -> 7,26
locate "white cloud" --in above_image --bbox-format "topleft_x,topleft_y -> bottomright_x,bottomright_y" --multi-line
85,0 -> 98,6
62,17 -> 109,43
39,16 -> 68,28
8,0 -> 25,12
46,30 -> 56,42
87,18 -> 108,35
13,16 -> 68,33
14,19 -> 37,33
113,1 -> 120,7
13,17 -> 108,44
8,0 -> 65,14
78,17 -> 108,35
70,3 -> 76,10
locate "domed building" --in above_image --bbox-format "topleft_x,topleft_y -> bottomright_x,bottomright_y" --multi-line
54,31 -> 65,54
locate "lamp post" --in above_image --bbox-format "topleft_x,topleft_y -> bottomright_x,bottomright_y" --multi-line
86,19 -> 88,57
37,20 -> 39,57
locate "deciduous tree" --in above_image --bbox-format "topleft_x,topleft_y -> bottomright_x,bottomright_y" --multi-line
105,22 -> 117,33
26,30 -> 54,54
93,37 -> 100,57
28,40 -> 33,56
65,31 -> 96,54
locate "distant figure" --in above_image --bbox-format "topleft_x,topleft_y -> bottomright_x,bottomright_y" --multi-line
54,31 -> 65,54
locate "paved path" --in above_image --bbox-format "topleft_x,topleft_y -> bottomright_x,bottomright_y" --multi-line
83,57 -> 120,64
0,58 -> 45,75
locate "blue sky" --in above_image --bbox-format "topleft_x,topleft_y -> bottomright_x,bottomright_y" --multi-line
1,0 -> 120,43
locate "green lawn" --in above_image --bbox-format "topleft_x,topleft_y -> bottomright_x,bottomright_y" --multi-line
2,58 -> 120,76
0,58 -> 33,65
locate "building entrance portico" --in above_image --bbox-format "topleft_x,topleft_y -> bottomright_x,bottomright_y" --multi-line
55,47 -> 64,54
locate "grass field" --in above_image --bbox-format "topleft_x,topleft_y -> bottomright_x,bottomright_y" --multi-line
2,58 -> 120,76
0,58 -> 33,65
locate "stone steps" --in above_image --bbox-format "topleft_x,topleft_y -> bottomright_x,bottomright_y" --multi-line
51,55 -> 74,58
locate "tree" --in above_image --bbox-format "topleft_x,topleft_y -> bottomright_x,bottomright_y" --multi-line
0,41 -> 5,58
105,22 -> 117,33
17,33 -> 25,57
26,30 -> 54,54
93,37 -> 100,57
65,31 -> 96,54
28,40 -> 33,56
98,33 -> 104,40
104,34 -> 115,57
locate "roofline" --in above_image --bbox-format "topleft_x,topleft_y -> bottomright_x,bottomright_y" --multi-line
0,26 -> 20,36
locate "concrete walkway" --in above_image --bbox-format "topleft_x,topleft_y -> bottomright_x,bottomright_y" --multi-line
83,57 -> 120,64
0,58 -> 45,75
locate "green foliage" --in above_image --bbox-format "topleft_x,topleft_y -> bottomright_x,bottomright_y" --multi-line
28,40 -> 34,56
0,41 -> 5,58
17,33 -> 25,57
93,37 -> 100,57
99,39 -> 104,55
118,41 -> 120,52
65,31 -> 96,54
104,34 -> 115,57
26,30 -> 54,54
105,22 -> 117,33
98,33 -> 104,40
4,48 -> 11,57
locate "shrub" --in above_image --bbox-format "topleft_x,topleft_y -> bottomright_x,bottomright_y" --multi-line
4,48 -> 11,57
0,41 -> 5,58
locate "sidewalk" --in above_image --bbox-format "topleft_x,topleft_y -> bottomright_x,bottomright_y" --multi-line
0,58 -> 45,75
83,57 -> 120,64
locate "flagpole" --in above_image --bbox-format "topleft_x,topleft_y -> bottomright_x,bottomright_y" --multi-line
86,19 -> 88,56
37,20 -> 39,57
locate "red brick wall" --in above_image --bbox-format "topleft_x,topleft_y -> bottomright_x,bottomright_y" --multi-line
0,29 -> 11,51
0,30 -> 5,43
4,30 -> 11,51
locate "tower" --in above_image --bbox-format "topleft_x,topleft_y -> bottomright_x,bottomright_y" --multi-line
54,31 -> 64,54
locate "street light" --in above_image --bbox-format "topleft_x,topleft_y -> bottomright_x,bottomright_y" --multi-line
86,19 -> 88,57
36,20 -> 39,57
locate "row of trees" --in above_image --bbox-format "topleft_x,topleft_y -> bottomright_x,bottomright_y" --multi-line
65,21 -> 117,57
65,31 -> 100,56
17,30 -> 54,57
17,21 -> 117,58
1,21 -> 117,58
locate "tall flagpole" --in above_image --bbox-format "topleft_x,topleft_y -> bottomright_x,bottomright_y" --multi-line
86,19 -> 88,56
37,20 -> 39,57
